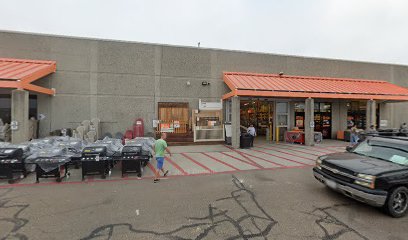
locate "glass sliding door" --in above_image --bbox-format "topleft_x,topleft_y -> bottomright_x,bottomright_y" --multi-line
276,102 -> 289,141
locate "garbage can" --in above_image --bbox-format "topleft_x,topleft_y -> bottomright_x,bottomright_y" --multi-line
240,133 -> 252,149
344,130 -> 351,142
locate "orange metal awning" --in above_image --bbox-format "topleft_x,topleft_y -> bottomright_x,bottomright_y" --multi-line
0,58 -> 56,95
222,72 -> 408,101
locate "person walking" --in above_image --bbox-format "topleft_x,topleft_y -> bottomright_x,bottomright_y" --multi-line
247,124 -> 257,147
350,124 -> 359,146
152,133 -> 172,182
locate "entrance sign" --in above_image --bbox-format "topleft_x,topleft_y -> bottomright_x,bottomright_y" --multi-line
199,99 -> 222,110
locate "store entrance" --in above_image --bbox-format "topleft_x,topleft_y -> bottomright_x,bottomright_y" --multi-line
347,101 -> 380,129
294,102 -> 332,139
240,99 -> 274,139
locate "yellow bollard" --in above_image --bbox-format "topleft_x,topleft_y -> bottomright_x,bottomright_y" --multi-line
276,127 -> 279,143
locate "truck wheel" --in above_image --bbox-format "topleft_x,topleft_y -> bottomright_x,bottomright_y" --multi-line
384,186 -> 408,218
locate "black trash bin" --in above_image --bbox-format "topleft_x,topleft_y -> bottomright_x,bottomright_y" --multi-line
240,133 -> 252,149
344,130 -> 351,142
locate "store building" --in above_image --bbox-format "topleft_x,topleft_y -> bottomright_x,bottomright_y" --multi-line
1,30 -> 408,146
222,72 -> 408,147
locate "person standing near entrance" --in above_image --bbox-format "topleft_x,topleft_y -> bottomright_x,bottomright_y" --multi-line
350,124 -> 359,146
247,124 -> 257,147
152,133 -> 172,182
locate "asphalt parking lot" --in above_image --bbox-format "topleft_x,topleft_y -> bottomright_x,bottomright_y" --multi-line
1,162 -> 407,240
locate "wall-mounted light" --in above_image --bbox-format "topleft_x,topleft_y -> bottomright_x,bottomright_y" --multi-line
186,81 -> 191,86
202,81 -> 210,86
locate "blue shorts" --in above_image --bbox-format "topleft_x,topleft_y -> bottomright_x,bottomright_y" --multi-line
156,157 -> 165,169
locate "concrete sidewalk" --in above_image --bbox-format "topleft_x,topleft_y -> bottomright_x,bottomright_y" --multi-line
0,140 -> 348,187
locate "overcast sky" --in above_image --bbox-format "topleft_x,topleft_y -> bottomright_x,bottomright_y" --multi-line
1,0 -> 407,65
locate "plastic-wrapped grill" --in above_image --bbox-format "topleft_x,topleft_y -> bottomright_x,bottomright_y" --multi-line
127,137 -> 155,154
56,138 -> 87,155
25,147 -> 72,172
91,137 -> 123,156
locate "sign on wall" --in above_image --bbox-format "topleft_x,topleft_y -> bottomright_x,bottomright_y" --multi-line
160,123 -> 174,133
38,113 -> 46,121
10,121 -> 18,130
199,99 -> 222,110
380,120 -> 388,128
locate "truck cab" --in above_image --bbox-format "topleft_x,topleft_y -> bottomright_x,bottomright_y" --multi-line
313,136 -> 408,217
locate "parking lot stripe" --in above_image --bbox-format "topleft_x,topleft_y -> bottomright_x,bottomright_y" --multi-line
220,152 -> 263,169
251,149 -> 312,166
277,143 -> 335,154
277,146 -> 332,156
236,151 -> 286,167
147,162 -> 159,177
200,153 -> 240,171
165,157 -> 188,175
258,145 -> 321,157
255,146 -> 316,161
225,147 -> 264,168
180,153 -> 214,173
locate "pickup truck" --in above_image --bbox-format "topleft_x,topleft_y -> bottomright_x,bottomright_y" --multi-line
313,136 -> 408,217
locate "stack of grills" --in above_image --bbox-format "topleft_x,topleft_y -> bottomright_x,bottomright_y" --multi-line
81,137 -> 122,180
0,143 -> 31,184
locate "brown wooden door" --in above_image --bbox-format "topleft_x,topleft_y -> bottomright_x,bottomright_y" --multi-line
158,102 -> 189,133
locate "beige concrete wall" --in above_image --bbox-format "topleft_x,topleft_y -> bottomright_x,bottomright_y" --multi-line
1,30 -> 407,137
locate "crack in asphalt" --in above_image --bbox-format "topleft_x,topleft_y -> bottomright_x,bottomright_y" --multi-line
80,174 -> 278,240
0,189 -> 30,240
302,204 -> 370,240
